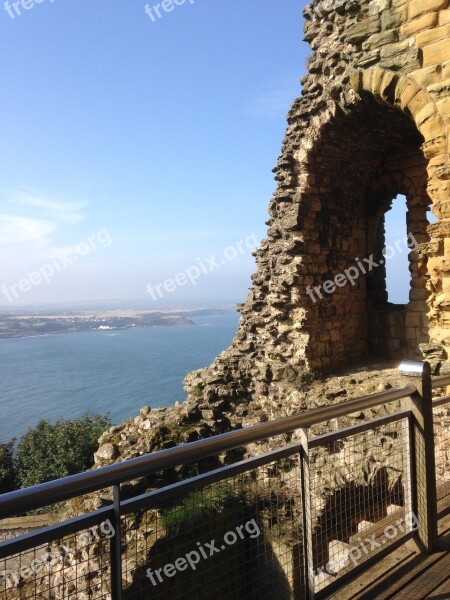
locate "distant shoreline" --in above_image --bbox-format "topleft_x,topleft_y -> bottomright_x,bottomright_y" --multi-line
0,325 -> 184,341
0,308 -> 236,340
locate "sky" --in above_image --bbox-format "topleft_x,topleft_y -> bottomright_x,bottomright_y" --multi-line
0,0 -> 412,308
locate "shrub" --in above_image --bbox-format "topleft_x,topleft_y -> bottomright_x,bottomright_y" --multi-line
0,439 -> 16,493
16,413 -> 110,489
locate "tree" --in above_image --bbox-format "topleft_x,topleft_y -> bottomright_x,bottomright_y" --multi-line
0,440 -> 16,493
16,414 -> 111,489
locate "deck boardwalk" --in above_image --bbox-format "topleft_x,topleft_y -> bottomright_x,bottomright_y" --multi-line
325,514 -> 450,599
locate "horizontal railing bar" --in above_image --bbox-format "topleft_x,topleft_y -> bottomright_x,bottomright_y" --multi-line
121,442 -> 301,516
0,444 -> 303,560
0,505 -> 113,559
309,409 -> 412,449
433,395 -> 450,408
432,375 -> 450,389
0,384 -> 417,519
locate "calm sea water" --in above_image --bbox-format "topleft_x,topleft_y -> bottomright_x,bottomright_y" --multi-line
0,314 -> 240,443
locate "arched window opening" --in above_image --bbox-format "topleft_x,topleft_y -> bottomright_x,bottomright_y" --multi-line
384,195 -> 409,305
428,209 -> 438,225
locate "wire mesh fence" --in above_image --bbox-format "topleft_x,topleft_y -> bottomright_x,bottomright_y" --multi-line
121,454 -> 304,600
0,520 -> 113,600
1,373 -> 450,600
433,398 -> 450,510
308,418 -> 412,594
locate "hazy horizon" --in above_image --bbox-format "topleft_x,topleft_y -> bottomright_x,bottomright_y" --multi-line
1,1 -> 416,308
0,298 -> 241,312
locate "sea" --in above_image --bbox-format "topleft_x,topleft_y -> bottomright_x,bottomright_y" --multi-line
0,313 -> 240,444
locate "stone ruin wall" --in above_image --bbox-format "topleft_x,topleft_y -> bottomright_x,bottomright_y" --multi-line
183,0 -> 450,413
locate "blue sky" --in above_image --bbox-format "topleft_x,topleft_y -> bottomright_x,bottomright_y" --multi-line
0,0 -> 410,307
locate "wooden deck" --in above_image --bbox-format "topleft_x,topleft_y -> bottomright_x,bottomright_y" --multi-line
325,513 -> 450,600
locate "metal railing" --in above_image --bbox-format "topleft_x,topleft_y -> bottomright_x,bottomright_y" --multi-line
0,362 -> 449,599
431,375 -> 450,520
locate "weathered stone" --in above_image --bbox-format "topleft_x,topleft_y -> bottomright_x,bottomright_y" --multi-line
415,23 -> 450,47
423,39 -> 450,66
380,39 -> 411,59
428,220 -> 450,238
139,405 -> 151,417
428,79 -> 450,100
346,19 -> 381,44
439,9 -> 450,24
381,5 -> 408,29
94,443 -> 118,462
379,47 -> 421,71
402,12 -> 439,37
410,0 -> 448,20
362,29 -> 398,51
420,239 -> 444,255
409,64 -> 443,87
439,361 -> 450,374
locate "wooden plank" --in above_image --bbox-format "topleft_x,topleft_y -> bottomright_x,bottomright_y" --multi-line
325,548 -> 450,599
393,552 -> 450,600
427,576 -> 450,599
324,543 -> 420,599
325,508 -> 450,599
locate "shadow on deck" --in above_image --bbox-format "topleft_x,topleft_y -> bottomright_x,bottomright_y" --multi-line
328,512 -> 450,600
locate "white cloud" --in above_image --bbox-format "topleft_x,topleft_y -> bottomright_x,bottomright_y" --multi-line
0,189 -> 87,248
0,215 -> 57,246
4,190 -> 86,225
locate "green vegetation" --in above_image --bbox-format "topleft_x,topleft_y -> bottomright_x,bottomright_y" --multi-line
161,484 -> 235,534
0,313 -> 194,339
0,440 -> 17,494
190,385 -> 204,397
12,413 -> 110,489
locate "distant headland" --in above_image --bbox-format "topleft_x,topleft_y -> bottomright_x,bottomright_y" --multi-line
0,307 -> 236,339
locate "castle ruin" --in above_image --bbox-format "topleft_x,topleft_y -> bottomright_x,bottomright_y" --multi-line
184,0 -> 450,411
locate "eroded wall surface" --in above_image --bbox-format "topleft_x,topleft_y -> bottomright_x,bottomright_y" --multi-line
183,0 -> 450,410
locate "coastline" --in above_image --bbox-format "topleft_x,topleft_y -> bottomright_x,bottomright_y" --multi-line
0,308 -> 236,341
0,321 -> 195,341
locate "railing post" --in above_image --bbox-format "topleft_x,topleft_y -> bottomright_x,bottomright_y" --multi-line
299,428 -> 315,600
399,360 -> 438,553
110,484 -> 123,600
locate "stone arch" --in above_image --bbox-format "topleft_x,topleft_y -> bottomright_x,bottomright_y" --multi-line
287,78 -> 436,372
350,67 -> 450,366
350,67 -> 448,186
